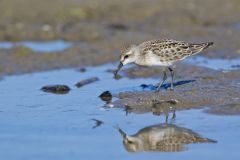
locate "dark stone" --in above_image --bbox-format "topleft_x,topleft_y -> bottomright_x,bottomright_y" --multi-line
41,85 -> 70,94
75,77 -> 99,88
99,91 -> 112,102
78,67 -> 87,72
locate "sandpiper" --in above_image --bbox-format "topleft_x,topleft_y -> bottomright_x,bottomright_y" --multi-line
114,39 -> 213,91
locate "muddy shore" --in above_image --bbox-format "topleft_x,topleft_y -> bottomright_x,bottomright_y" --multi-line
0,0 -> 240,76
109,64 -> 240,115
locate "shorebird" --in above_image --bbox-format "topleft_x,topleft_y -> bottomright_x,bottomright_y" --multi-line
118,123 -> 217,152
114,39 -> 213,91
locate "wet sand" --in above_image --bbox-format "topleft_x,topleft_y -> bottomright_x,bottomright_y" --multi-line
111,64 -> 240,115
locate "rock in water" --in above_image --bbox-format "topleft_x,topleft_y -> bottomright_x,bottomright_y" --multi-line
78,67 -> 87,72
75,77 -> 99,88
41,85 -> 70,94
99,91 -> 112,102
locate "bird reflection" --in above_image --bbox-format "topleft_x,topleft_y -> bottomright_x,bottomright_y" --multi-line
92,119 -> 103,129
152,99 -> 178,123
124,105 -> 133,116
118,123 -> 217,152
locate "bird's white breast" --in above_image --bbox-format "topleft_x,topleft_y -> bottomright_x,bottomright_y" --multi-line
136,51 -> 174,67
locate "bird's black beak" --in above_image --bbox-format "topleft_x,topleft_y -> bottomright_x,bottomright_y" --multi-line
117,127 -> 127,139
114,62 -> 123,79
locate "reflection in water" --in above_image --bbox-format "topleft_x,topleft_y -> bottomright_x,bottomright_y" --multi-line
118,123 -> 217,152
152,99 -> 177,123
124,105 -> 133,116
92,119 -> 103,129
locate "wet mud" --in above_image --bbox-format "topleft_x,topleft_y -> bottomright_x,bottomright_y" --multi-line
110,65 -> 240,115
0,45 -> 117,76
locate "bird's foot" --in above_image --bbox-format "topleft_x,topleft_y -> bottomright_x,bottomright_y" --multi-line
154,85 -> 161,92
168,86 -> 174,91
172,113 -> 176,120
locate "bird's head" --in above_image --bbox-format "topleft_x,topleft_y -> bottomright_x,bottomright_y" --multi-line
117,127 -> 143,152
120,44 -> 138,65
114,44 -> 139,78
123,135 -> 143,152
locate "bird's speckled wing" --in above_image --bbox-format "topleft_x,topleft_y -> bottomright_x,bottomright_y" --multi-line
155,127 -> 212,152
139,39 -> 211,62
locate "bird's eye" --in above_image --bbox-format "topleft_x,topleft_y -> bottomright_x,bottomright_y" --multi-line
128,140 -> 134,144
124,55 -> 129,59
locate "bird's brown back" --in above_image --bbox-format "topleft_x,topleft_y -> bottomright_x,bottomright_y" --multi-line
139,39 -> 213,62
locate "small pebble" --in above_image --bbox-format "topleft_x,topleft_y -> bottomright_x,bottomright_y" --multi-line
99,91 -> 112,102
78,67 -> 87,72
41,85 -> 70,94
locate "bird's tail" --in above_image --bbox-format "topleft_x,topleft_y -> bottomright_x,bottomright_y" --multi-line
198,137 -> 217,143
203,42 -> 214,49
205,138 -> 217,143
189,42 -> 214,54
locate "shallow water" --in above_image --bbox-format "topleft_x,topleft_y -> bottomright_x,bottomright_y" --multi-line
0,40 -> 73,52
0,63 -> 239,160
233,22 -> 240,30
186,56 -> 240,70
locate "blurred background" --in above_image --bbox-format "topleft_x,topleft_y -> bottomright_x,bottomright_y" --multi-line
0,0 -> 239,76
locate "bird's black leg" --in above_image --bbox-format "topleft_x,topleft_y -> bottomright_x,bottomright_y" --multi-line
172,107 -> 176,120
156,69 -> 167,92
165,112 -> 169,123
168,67 -> 174,90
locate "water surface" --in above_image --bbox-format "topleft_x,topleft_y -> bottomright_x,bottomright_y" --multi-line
0,40 -> 72,52
186,56 -> 240,70
233,22 -> 240,30
0,63 -> 239,160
